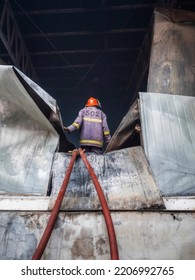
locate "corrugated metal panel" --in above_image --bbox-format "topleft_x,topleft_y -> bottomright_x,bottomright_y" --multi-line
0,65 -> 59,195
51,146 -> 164,210
139,92 -> 195,196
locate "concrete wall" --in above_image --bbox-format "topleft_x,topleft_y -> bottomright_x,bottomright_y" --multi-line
0,211 -> 195,260
147,8 -> 195,96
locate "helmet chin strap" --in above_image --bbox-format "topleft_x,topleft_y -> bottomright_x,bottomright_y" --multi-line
97,99 -> 102,108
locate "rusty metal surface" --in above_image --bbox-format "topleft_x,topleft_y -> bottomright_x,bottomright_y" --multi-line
139,92 -> 195,196
1,211 -> 195,260
51,146 -> 164,210
147,8 -> 195,96
0,65 -> 59,195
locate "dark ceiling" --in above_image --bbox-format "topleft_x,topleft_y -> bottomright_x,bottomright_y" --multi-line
0,0 -> 195,147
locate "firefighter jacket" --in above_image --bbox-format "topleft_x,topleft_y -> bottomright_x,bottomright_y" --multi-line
67,106 -> 111,148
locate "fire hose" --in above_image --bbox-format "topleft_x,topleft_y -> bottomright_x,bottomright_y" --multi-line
32,148 -> 119,260
79,148 -> 119,260
32,149 -> 78,260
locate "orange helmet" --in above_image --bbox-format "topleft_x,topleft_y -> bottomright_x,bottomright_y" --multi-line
85,97 -> 101,107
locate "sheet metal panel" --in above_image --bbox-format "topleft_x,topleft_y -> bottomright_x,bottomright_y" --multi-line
106,99 -> 140,152
13,67 -> 57,114
0,65 -> 59,195
51,146 -> 164,210
139,92 -> 195,196
13,67 -> 75,152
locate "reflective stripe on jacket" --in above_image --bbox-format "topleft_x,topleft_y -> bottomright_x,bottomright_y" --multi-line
67,106 -> 111,148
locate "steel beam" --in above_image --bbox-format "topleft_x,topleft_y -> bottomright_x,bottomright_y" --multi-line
35,62 -> 131,70
14,4 -> 156,16
29,47 -> 139,56
0,0 -> 37,81
23,28 -> 147,38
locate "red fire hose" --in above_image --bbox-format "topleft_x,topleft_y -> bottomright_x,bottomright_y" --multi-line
32,149 -> 78,260
79,148 -> 119,260
32,148 -> 119,260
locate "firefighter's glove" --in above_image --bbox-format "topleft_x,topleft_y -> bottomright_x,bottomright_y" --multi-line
135,124 -> 141,133
64,126 -> 70,134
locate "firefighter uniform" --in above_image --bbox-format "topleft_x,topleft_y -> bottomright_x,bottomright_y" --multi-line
65,97 -> 111,153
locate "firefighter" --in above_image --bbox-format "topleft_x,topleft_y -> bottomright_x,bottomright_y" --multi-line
64,97 -> 111,154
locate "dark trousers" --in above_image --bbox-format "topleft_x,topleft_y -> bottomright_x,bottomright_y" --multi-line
80,145 -> 103,155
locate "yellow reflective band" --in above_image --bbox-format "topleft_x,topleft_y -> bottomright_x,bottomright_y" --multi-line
72,122 -> 80,128
80,139 -> 103,146
83,117 -> 102,123
104,131 -> 110,135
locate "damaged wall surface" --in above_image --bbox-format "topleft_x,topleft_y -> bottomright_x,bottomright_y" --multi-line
0,211 -> 195,260
147,8 -> 195,96
51,147 -> 164,210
